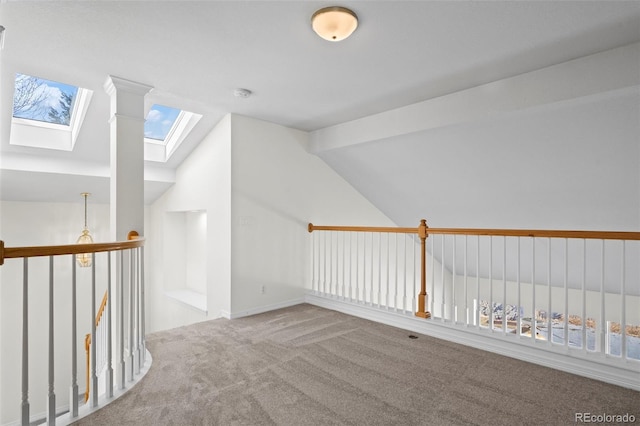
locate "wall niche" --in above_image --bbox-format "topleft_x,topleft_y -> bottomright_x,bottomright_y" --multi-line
163,210 -> 207,313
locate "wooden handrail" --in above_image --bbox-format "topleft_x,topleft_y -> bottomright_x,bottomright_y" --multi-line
308,223 -> 418,234
95,290 -> 109,327
0,234 -> 144,266
308,223 -> 640,241
84,333 -> 91,403
85,291 -> 108,403
424,228 -> 640,240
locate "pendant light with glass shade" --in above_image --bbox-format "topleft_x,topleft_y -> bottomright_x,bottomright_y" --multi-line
76,192 -> 93,267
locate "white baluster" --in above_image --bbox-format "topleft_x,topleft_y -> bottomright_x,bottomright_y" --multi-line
432,236 -> 437,317
547,238 -> 552,345
47,256 -> 55,425
311,232 -> 315,293
390,233 -> 395,310
377,233 -> 382,308
118,250 -> 125,389
355,233 -> 360,302
620,241 -> 626,360
403,235 -> 407,313
129,249 -> 135,381
90,254 -> 98,408
532,238 -> 536,342
341,232 -> 347,300
441,235 -> 445,322
21,258 -> 30,426
488,237 -> 493,330
106,251 -> 114,398
582,239 -> 587,352
464,236 -> 468,326
412,235 -> 417,314
141,246 -> 147,365
452,235 -> 456,323
70,256 -> 78,417
328,231 -> 333,295
564,239 -> 569,348
370,233 -> 374,306
133,249 -> 140,375
503,237 -> 507,334
386,233 -> 390,309
600,240 -> 605,354
322,232 -> 327,295
475,236 -> 480,329
138,247 -> 144,371
517,238 -> 521,337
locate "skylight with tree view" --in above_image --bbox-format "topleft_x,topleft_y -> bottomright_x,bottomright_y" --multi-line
12,73 -> 78,126
145,104 -> 182,142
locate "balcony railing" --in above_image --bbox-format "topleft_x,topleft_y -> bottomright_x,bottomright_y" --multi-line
0,231 -> 148,425
308,220 -> 640,388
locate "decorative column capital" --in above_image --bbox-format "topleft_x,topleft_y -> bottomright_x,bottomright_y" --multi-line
104,75 -> 153,121
104,75 -> 153,97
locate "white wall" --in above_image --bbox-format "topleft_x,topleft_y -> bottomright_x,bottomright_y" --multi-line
146,114 -> 232,332
147,111 -> 397,325
0,200 -> 110,424
229,114 -> 395,317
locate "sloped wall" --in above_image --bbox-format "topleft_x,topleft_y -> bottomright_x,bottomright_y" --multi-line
313,43 -> 640,232
229,114 -> 395,317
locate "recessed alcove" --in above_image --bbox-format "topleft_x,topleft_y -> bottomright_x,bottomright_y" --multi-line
163,210 -> 207,313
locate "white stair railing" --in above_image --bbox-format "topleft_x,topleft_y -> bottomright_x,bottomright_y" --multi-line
0,231 -> 148,425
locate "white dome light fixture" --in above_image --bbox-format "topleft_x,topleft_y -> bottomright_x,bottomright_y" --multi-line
311,6 -> 358,42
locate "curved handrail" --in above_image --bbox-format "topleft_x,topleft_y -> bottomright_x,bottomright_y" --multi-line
0,232 -> 144,265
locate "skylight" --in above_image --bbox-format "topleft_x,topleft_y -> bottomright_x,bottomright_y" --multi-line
145,104 -> 182,142
144,104 -> 202,163
13,73 -> 78,126
10,73 -> 93,152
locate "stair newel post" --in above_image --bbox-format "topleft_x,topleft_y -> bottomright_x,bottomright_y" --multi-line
416,219 -> 431,319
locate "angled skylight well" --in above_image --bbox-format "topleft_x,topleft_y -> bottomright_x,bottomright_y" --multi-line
144,103 -> 202,163
10,73 -> 93,151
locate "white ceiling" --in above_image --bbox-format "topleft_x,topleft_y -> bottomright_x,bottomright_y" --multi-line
1,1 -> 640,204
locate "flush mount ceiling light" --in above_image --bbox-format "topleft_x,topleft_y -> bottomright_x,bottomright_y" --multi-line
311,6 -> 358,42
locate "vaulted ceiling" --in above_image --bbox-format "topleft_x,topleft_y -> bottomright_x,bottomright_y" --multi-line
1,1 -> 639,205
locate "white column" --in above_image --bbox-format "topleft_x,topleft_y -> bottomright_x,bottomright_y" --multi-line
104,76 -> 151,389
104,75 -> 152,241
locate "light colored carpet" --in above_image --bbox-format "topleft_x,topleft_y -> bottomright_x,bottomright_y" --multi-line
74,304 -> 639,425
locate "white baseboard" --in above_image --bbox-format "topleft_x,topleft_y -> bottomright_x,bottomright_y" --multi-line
225,298 -> 305,319
305,293 -> 640,392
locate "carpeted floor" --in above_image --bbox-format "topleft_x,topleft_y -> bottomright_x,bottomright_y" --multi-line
74,303 -> 639,425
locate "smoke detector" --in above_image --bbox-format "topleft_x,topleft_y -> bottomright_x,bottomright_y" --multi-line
234,88 -> 252,98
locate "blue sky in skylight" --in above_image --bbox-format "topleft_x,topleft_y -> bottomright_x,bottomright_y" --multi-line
12,73 -> 78,126
145,104 -> 181,141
